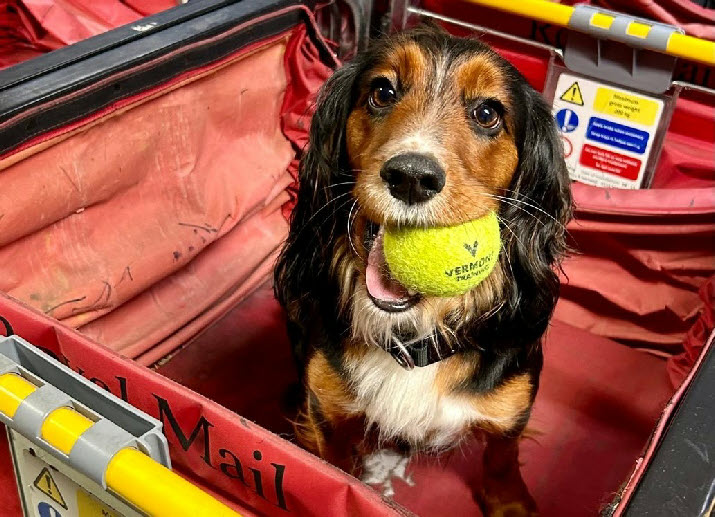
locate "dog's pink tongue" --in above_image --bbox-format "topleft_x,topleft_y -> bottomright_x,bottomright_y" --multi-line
365,229 -> 410,302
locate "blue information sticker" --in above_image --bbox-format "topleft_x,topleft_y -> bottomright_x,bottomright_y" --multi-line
555,108 -> 579,133
585,117 -> 649,154
37,502 -> 62,517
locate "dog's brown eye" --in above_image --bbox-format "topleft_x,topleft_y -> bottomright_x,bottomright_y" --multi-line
471,103 -> 500,129
368,81 -> 397,110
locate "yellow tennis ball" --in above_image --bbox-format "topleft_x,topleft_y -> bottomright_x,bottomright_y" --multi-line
383,212 -> 501,297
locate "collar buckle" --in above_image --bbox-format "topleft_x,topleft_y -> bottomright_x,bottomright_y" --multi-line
389,336 -> 450,369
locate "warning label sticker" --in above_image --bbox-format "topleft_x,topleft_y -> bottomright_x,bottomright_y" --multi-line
17,448 -> 124,517
76,489 -> 121,517
593,87 -> 659,126
560,81 -> 584,106
586,117 -> 650,155
555,108 -> 579,133
551,72 -> 665,189
33,467 -> 68,510
580,144 -> 641,180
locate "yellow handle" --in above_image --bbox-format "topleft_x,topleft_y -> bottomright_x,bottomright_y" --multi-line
666,35 -> 715,67
463,0 -> 715,66
0,373 -> 36,417
42,407 -> 94,454
0,373 -> 240,517
106,449 -> 237,517
462,0 -> 573,25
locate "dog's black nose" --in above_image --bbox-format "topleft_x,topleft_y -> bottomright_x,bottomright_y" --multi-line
380,153 -> 446,205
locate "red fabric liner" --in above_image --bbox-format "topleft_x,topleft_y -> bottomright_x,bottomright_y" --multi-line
157,282 -> 676,517
0,426 -> 19,515
0,12 -> 326,367
0,290 -> 402,517
280,22 -> 337,219
555,203 -> 714,352
667,275 -> 715,386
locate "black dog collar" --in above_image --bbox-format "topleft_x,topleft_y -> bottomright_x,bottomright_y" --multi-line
388,335 -> 458,369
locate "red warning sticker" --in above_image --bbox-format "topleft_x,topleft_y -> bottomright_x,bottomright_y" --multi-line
579,144 -> 641,180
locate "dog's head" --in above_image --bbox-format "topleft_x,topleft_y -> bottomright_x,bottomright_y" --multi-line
276,27 -> 572,358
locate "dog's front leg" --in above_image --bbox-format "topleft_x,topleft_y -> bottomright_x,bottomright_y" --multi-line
296,389 -> 365,476
294,351 -> 366,476
477,433 -> 538,517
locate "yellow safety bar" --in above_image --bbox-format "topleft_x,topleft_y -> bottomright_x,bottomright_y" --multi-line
0,373 -> 240,517
464,0 -> 715,66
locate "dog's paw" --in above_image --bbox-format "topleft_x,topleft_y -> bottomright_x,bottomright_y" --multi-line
360,449 -> 414,498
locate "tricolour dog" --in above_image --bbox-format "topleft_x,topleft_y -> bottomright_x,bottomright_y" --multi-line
275,26 -> 572,515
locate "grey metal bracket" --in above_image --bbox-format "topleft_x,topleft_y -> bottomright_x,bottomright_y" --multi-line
68,419 -> 139,488
12,385 -> 73,450
565,5 -> 684,93
0,335 -> 170,489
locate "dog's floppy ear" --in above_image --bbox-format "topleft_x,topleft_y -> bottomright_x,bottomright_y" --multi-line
498,85 -> 573,343
511,86 -> 573,266
274,60 -> 363,361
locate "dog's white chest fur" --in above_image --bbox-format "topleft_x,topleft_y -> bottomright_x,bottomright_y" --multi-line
345,347 -> 480,449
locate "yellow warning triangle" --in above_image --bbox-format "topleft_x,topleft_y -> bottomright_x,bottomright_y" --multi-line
33,467 -> 68,510
560,81 -> 584,106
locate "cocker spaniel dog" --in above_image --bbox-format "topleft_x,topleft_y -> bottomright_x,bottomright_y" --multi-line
275,26 -> 572,515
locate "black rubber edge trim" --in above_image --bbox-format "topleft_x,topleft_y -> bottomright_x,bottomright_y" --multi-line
0,0 -> 243,91
0,0 -> 317,155
625,343 -> 714,516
